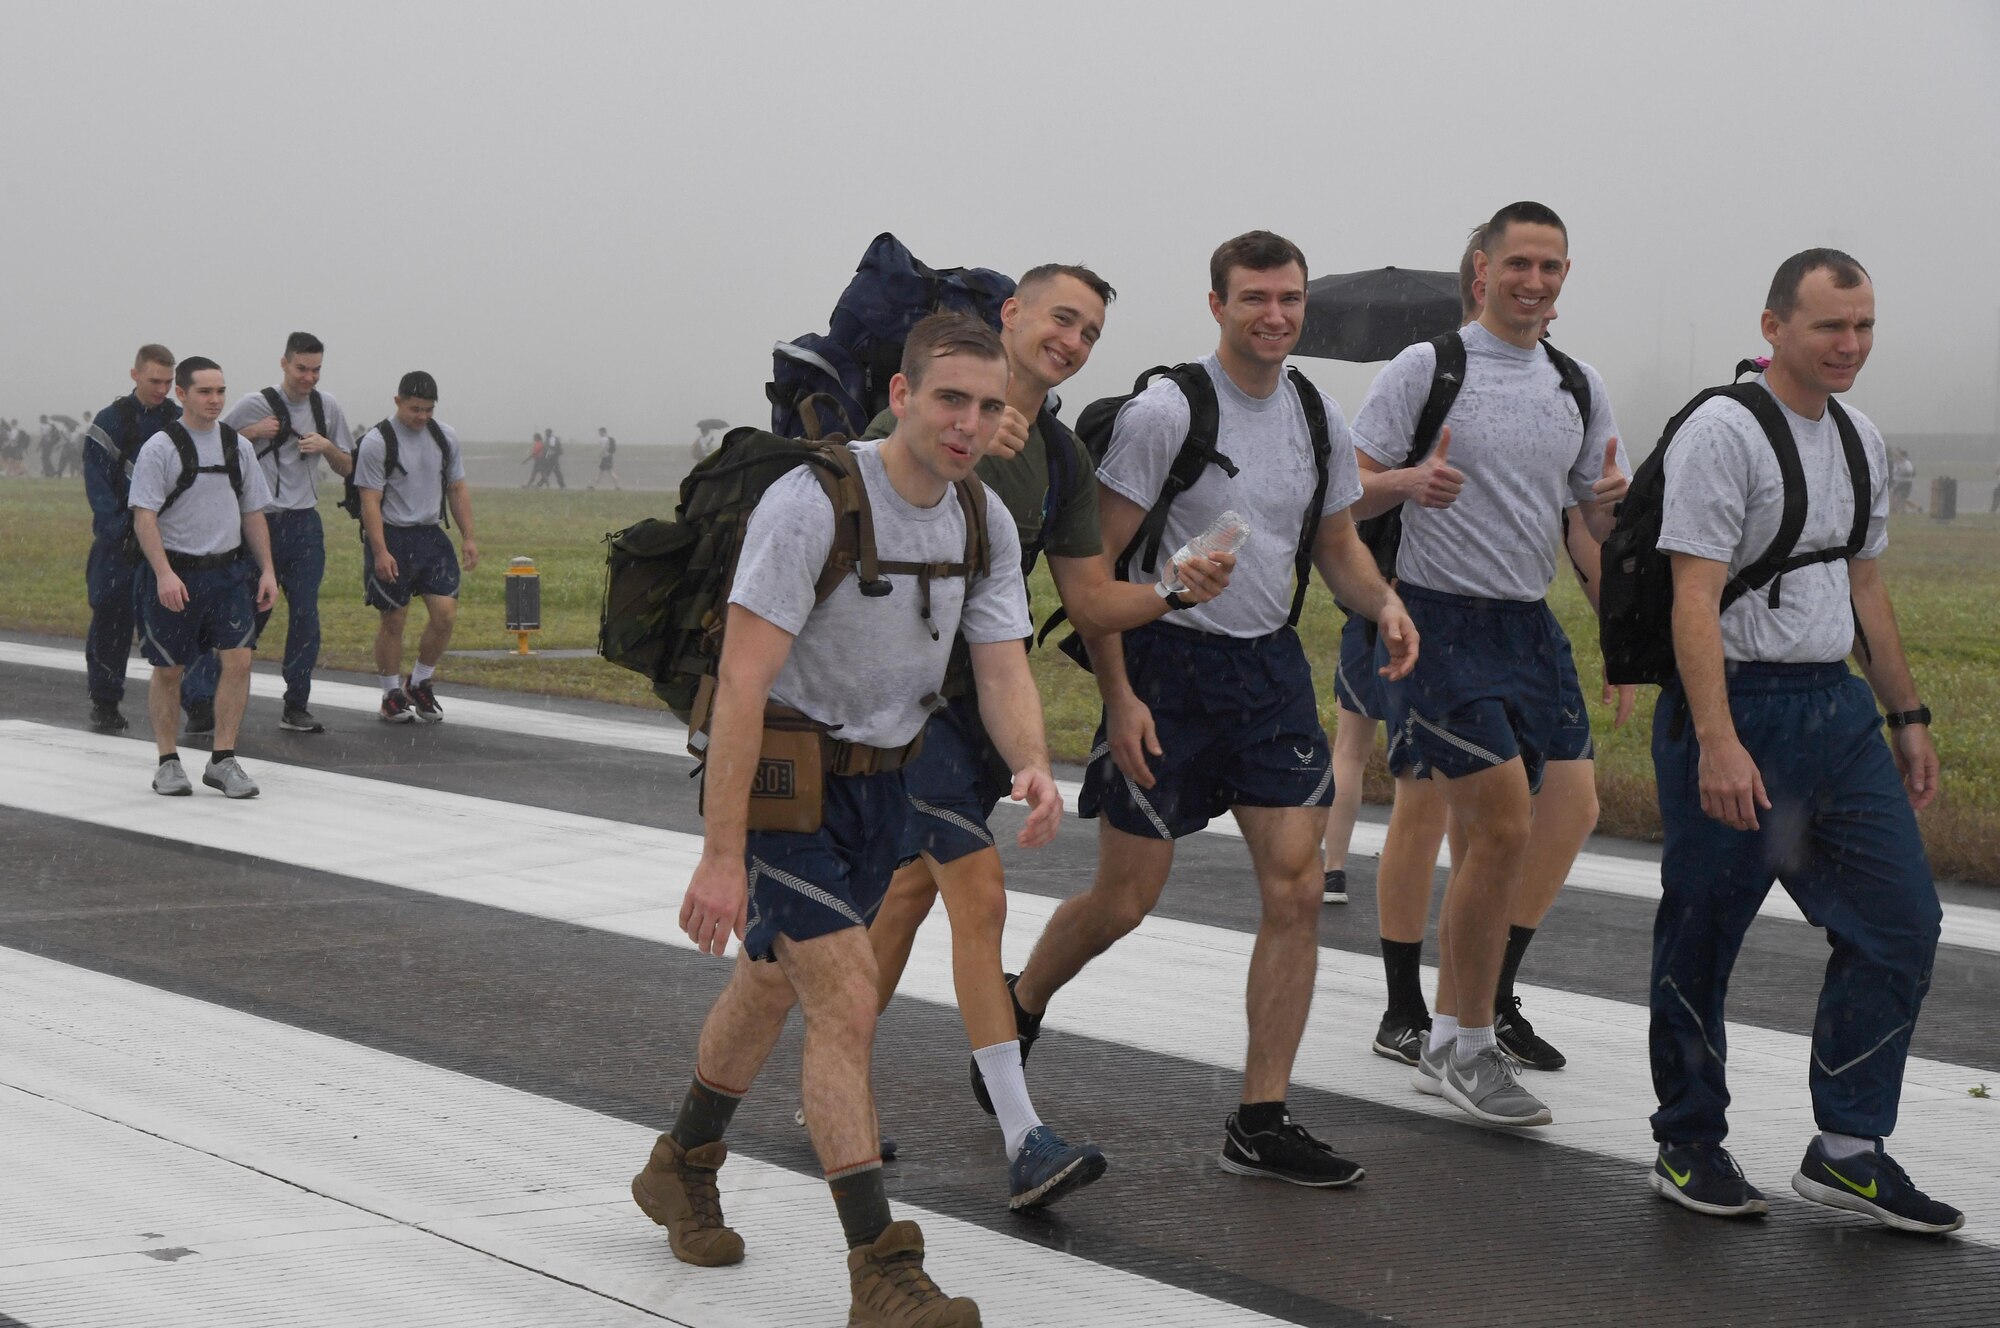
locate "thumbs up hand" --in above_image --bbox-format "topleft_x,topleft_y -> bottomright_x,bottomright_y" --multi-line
1590,437 -> 1628,505
1412,424 -> 1466,509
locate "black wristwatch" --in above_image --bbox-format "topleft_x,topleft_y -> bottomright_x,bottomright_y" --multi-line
1884,705 -> 1932,729
1161,591 -> 1194,612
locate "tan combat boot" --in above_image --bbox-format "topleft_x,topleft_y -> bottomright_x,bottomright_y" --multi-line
631,1134 -> 745,1266
846,1220 -> 980,1327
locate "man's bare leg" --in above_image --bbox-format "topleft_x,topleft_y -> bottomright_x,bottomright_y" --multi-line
373,607 -> 408,677
213,648 -> 252,749
1491,758 -> 1600,1069
869,858 -> 942,1012
148,664 -> 184,757
417,593 -> 457,665
1435,759 -> 1532,1031
1372,775 -> 1451,1058
1014,822 -> 1174,1016
1320,707 -> 1377,879
1234,804 -> 1327,1101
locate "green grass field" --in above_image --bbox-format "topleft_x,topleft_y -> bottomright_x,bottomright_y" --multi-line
6,475 -> 1996,885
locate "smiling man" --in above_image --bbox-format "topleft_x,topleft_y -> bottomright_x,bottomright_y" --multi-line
1006,232 -> 1415,1190
224,332 -> 354,733
127,358 -> 278,799
862,265 -> 1235,1212
1351,201 -> 1628,1131
634,313 -> 1061,1326
1646,250 -> 1960,1234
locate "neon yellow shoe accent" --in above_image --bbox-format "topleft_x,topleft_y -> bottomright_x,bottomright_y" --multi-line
1825,1164 -> 1878,1200
1662,1160 -> 1693,1188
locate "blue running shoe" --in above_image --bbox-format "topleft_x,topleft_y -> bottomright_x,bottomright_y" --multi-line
1008,1125 -> 1106,1212
1792,1137 -> 1964,1235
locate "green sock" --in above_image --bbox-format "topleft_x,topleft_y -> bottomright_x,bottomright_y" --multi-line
669,1074 -> 743,1150
827,1161 -> 890,1249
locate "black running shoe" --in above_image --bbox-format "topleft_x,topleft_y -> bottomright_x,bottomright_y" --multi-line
1218,1111 -> 1364,1188
1792,1137 -> 1964,1234
89,702 -> 129,733
1495,994 -> 1566,1070
1322,868 -> 1348,905
1372,1008 -> 1432,1066
1651,1143 -> 1769,1218
405,676 -> 443,722
183,699 -> 215,738
280,704 -> 324,733
972,973 -> 1042,1117
379,688 -> 416,724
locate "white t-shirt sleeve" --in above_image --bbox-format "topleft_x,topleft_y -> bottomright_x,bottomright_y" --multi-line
960,488 -> 1032,644
441,423 -> 467,485
126,433 -> 175,511
728,467 -> 835,636
236,437 -> 274,512
222,392 -> 274,432
1318,392 -> 1366,514
1657,407 -> 1753,564
1852,409 -> 1891,561
354,430 -> 388,491
1350,342 -> 1437,470
1095,380 -> 1192,511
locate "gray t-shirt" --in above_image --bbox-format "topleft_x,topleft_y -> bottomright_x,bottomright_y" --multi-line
128,424 -> 274,556
353,418 -> 466,528
222,388 -> 353,513
1352,323 -> 1625,601
729,440 -> 1030,749
1097,355 -> 1364,638
1657,378 -> 1888,664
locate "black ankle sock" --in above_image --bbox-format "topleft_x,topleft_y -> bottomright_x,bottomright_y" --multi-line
1009,977 -> 1044,1035
827,1162 -> 890,1248
1380,937 -> 1427,1020
209,748 -> 234,764
1237,1100 -> 1287,1134
158,751 -> 179,766
1496,925 -> 1536,1007
669,1074 -> 743,1150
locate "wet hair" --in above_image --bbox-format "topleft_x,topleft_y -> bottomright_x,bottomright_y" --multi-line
398,370 -> 439,400
134,343 -> 174,370
284,331 -> 324,358
1017,263 -> 1116,307
1482,201 -> 1568,252
1209,231 -> 1308,300
174,356 -> 221,389
900,312 -> 1005,388
1458,224 -> 1487,322
1766,248 -> 1870,321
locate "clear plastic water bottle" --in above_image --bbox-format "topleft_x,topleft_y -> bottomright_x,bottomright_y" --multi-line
1157,509 -> 1249,596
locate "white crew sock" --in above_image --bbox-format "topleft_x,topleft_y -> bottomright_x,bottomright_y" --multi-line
972,1041 -> 1042,1159
1454,1024 -> 1497,1060
410,660 -> 436,687
1428,1014 -> 1459,1053
379,675 -> 401,695
1819,1131 -> 1877,1160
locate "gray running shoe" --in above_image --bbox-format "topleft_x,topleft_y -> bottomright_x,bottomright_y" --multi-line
202,756 -> 260,800
152,757 -> 192,796
1411,1033 -> 1449,1096
1442,1044 -> 1553,1127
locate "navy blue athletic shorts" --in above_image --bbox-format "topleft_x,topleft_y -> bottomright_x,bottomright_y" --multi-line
137,558 -> 258,667
743,770 -> 909,962
897,692 -> 1011,867
365,523 -> 460,610
1078,620 -> 1333,839
1380,583 -> 1591,793
1332,609 -> 1385,720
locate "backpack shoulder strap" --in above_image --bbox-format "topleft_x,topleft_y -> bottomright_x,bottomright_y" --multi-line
1028,404 -> 1077,572
1717,385 -> 1805,610
257,387 -> 291,458
158,421 -> 200,513
1407,331 -> 1465,468
952,471 -> 992,583
219,422 -> 244,498
375,419 -> 403,477
308,390 -> 328,439
1540,338 -> 1593,433
806,443 -> 880,602
426,419 -> 454,525
1121,363 -> 1234,580
1827,399 -> 1872,555
1285,366 -> 1334,625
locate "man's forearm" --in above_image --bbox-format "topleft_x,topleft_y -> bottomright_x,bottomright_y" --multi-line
698,672 -> 768,861
1348,466 -> 1418,522
974,647 -> 1052,776
132,509 -> 169,576
1083,629 -> 1135,703
448,482 -> 474,541
360,494 -> 388,554
1314,526 -> 1396,621
1851,565 -> 1920,712
1670,586 -> 1737,746
241,511 -> 275,578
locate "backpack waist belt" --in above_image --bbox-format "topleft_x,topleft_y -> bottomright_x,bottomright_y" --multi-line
766,704 -> 926,776
165,548 -> 242,573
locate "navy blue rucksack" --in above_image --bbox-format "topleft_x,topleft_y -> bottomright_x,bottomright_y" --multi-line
768,233 -> 1015,439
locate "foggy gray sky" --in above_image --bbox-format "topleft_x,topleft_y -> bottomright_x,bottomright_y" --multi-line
5,0 -> 1998,445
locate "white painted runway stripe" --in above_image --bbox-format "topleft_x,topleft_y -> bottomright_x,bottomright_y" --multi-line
8,637 -> 1999,950
4,720 -> 1996,1250
0,946 -> 1283,1327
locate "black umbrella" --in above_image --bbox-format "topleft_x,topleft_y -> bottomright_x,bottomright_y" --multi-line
1295,266 -> 1461,363
695,418 -> 728,432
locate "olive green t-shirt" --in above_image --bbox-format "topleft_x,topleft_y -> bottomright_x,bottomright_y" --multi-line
863,408 -> 1101,563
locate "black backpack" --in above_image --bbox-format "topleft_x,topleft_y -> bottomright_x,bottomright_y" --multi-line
1038,361 -> 1332,667
157,421 -> 245,514
1598,369 -> 1871,686
256,386 -> 327,506
1354,330 -> 1594,586
342,417 -> 454,526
